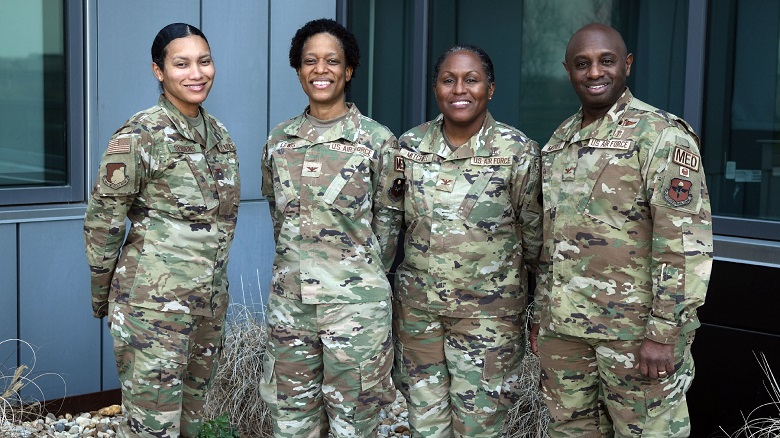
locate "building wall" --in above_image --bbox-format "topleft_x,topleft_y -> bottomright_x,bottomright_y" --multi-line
0,0 -> 336,400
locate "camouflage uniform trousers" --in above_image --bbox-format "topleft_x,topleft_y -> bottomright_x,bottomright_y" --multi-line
392,302 -> 526,438
537,328 -> 695,437
108,302 -> 226,438
259,294 -> 395,438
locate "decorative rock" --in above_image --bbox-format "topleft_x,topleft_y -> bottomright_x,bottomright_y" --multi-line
98,405 -> 122,416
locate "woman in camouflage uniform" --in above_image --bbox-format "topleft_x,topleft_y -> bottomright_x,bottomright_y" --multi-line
392,45 -> 543,437
259,18 -> 404,438
84,23 -> 240,438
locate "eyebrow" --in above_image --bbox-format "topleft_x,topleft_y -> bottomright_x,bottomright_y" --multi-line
303,52 -> 340,57
171,53 -> 211,60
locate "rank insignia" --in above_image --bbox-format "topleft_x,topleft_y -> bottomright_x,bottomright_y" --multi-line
302,161 -> 322,178
388,177 -> 405,202
103,163 -> 129,189
664,177 -> 693,207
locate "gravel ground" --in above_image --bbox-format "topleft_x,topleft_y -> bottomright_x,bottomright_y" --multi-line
0,405 -> 123,438
1,397 -> 410,438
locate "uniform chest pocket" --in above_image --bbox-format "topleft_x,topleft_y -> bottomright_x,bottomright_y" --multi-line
209,154 -> 241,216
164,152 -> 219,218
458,169 -> 511,232
323,153 -> 372,216
583,152 -> 640,230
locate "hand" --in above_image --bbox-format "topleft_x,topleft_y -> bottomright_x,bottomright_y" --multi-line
92,300 -> 108,319
530,323 -> 540,356
637,338 -> 675,379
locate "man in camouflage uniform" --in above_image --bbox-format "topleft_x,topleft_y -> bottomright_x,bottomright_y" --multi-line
393,87 -> 543,437
259,99 -> 404,437
529,23 -> 713,437
84,94 -> 240,438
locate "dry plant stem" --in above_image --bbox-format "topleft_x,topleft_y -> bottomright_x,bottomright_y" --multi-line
203,274 -> 273,437
721,352 -> 780,438
1,339 -> 65,433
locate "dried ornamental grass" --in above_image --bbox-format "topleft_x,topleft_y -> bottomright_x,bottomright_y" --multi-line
204,277 -> 552,437
1,339 -> 65,436
503,309 -> 550,438
721,352 -> 780,438
204,274 -> 272,437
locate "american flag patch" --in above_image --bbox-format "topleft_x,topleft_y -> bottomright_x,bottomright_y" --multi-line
106,138 -> 131,155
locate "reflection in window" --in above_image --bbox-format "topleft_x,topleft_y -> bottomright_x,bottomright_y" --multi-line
0,1 -> 66,188
425,0 -> 687,144
704,0 -> 780,223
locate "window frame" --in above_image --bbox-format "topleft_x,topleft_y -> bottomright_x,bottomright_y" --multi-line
0,0 -> 84,206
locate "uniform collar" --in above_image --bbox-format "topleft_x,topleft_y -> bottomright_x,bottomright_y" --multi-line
158,95 -> 222,150
284,102 -> 363,144
418,112 -> 497,159
552,88 -> 634,144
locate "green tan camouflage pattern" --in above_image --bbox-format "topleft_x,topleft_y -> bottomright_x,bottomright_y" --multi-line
109,302 -> 226,438
84,95 -> 240,318
392,303 -> 525,437
532,89 -> 713,343
261,103 -> 404,304
259,295 -> 394,437
394,112 -> 542,318
538,329 -> 694,437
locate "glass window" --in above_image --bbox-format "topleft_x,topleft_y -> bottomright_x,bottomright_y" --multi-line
347,0 -> 417,137
703,0 -> 780,232
349,0 -> 688,146
0,0 -> 81,206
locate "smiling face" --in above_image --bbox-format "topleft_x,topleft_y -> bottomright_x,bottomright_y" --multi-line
152,35 -> 214,117
297,32 -> 352,118
434,50 -> 494,134
564,24 -> 633,126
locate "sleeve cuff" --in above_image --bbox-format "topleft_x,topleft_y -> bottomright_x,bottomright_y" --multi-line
644,316 -> 682,344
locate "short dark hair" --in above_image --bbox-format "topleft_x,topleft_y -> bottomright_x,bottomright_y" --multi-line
289,18 -> 360,90
151,23 -> 209,71
432,44 -> 495,85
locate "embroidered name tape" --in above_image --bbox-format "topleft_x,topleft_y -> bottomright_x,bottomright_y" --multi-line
542,142 -> 564,153
587,138 -> 633,150
329,143 -> 373,158
471,156 -> 512,165
277,141 -> 299,149
217,142 -> 236,152
170,144 -> 197,153
400,149 -> 433,163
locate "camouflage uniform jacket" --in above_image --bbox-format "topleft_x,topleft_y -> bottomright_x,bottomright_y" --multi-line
85,95 -> 240,318
395,112 -> 543,318
261,103 -> 404,304
532,89 -> 713,343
